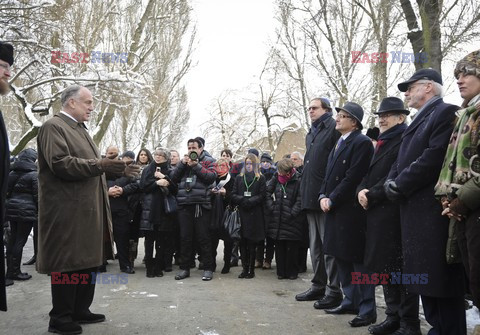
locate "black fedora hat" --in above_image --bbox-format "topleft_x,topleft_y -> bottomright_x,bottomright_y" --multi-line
335,101 -> 364,129
397,68 -> 442,92
374,97 -> 410,115
0,41 -> 14,66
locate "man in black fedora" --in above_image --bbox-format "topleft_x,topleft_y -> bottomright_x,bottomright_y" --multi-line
319,102 -> 376,327
357,97 -> 421,335
0,41 -> 14,311
385,68 -> 466,334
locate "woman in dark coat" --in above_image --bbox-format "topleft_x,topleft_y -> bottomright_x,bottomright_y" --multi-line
231,153 -> 266,278
5,148 -> 38,281
139,148 -> 177,278
265,158 -> 304,280
209,158 -> 234,274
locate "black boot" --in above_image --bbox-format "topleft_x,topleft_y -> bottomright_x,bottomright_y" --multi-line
238,264 -> 249,278
245,262 -> 255,279
145,259 -> 155,278
221,262 -> 230,274
9,257 -> 32,280
154,257 -> 164,277
5,278 -> 14,286
23,255 -> 36,265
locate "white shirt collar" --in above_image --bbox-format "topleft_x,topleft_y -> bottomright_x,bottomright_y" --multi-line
60,111 -> 78,122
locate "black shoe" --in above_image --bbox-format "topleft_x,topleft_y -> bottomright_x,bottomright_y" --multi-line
295,288 -> 325,301
5,278 -> 14,286
175,270 -> 190,280
349,314 -> 377,327
238,270 -> 248,278
9,272 -> 32,280
368,318 -> 400,334
23,255 -> 36,265
314,295 -> 343,310
391,326 -> 422,335
202,270 -> 213,281
121,266 -> 135,274
48,322 -> 82,334
73,312 -> 106,324
221,264 -> 230,274
245,271 -> 255,279
325,305 -> 358,315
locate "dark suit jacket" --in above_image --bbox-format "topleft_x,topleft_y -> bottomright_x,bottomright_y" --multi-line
0,111 -> 9,311
320,130 -> 373,263
300,115 -> 340,210
357,131 -> 403,273
388,98 -> 464,297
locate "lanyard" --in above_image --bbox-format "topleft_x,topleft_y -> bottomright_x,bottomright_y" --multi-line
280,183 -> 287,195
243,175 -> 257,191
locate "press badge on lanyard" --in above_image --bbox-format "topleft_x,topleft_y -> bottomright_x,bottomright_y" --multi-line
186,177 -> 193,183
243,175 -> 257,198
244,191 -> 251,197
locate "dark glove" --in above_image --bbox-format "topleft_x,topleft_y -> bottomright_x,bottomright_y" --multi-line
97,158 -> 126,175
383,179 -> 404,202
449,198 -> 469,217
124,164 -> 141,178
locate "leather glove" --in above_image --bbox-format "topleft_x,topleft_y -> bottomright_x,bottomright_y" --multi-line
97,158 -> 126,175
383,179 -> 404,202
124,164 -> 141,178
449,198 -> 469,217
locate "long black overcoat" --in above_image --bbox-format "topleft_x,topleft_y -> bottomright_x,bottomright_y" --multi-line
320,130 -> 373,263
388,98 -> 464,297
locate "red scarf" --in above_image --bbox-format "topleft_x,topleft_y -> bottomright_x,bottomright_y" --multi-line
278,168 -> 296,184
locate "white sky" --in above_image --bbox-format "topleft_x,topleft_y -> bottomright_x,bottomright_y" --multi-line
183,0 -> 275,145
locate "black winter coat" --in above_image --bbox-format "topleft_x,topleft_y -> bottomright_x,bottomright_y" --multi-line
388,98 -> 464,297
357,129 -> 403,273
6,149 -> 38,223
140,162 -> 177,231
106,174 -> 139,218
210,173 -> 234,232
0,110 -> 9,310
171,151 -> 216,207
300,114 -> 340,210
231,173 -> 266,242
320,130 -> 373,263
265,172 -> 305,241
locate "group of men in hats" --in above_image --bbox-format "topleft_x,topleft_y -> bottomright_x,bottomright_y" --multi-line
1,38 -> 480,335
296,56 -> 480,335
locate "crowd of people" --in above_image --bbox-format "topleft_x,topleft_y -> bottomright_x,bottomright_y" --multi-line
1,40 -> 479,335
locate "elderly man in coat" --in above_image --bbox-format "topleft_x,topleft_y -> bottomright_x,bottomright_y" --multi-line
0,41 -> 14,311
319,102 -> 375,327
357,97 -> 421,335
37,85 -> 139,334
295,97 -> 343,310
385,69 -> 466,335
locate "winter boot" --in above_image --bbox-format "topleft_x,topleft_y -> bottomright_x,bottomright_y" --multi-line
221,262 -> 230,274
9,257 -> 31,280
128,240 -> 138,268
154,257 -> 164,277
145,258 -> 155,278
246,262 -> 255,279
238,263 -> 249,278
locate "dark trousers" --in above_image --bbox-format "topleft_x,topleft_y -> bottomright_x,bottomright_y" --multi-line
240,238 -> 256,270
6,220 -> 33,270
144,229 -> 172,269
112,212 -> 130,270
49,267 -> 97,326
255,237 -> 275,263
336,257 -> 376,317
210,231 -> 233,269
421,295 -> 466,335
178,205 -> 213,271
298,245 -> 308,272
458,207 -> 480,308
275,240 -> 299,278
382,282 -> 420,328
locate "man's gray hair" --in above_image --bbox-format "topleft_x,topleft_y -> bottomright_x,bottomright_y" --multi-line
291,151 -> 304,160
431,81 -> 444,97
61,85 -> 83,107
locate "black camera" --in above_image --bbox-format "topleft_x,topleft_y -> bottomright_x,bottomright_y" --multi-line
189,151 -> 199,161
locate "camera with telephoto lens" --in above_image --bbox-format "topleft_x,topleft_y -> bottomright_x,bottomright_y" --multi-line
189,151 -> 199,161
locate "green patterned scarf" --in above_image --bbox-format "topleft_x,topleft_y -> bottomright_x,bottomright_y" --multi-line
435,94 -> 480,196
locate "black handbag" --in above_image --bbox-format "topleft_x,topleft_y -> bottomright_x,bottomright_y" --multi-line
164,194 -> 177,214
223,206 -> 241,241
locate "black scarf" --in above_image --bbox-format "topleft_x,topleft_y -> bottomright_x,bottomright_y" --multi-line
377,123 -> 407,142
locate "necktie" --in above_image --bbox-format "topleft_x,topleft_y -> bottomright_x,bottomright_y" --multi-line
335,137 -> 344,152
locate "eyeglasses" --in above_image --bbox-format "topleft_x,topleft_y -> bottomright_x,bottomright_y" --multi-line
335,113 -> 351,119
0,63 -> 11,71
307,106 -> 320,111
377,113 -> 395,120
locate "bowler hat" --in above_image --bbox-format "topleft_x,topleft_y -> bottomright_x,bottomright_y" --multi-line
374,97 -> 410,115
335,102 -> 364,129
0,41 -> 14,66
397,68 -> 442,92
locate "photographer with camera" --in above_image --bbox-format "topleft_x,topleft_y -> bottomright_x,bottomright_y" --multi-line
171,138 -> 217,281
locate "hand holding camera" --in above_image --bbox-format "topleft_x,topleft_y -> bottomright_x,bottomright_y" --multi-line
187,151 -> 199,167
